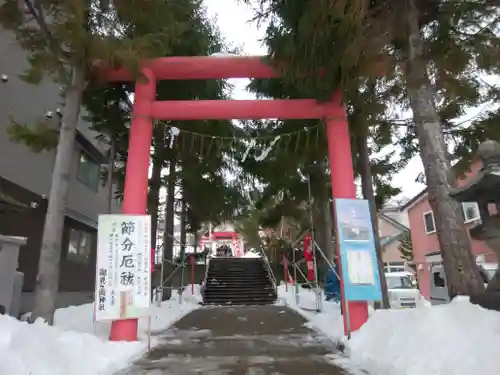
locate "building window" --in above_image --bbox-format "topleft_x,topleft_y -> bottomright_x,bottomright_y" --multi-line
77,152 -> 100,191
462,202 -> 480,223
423,211 -> 436,234
67,228 -> 93,263
433,271 -> 446,288
384,261 -> 405,273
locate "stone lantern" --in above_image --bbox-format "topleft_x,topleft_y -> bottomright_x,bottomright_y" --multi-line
449,140 -> 500,295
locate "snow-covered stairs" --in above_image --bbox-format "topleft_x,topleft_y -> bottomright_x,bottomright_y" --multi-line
202,257 -> 277,305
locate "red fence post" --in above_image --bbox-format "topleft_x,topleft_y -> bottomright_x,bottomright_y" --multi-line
191,255 -> 195,295
283,256 -> 288,292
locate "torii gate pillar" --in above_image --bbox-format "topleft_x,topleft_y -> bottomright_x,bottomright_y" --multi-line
104,56 -> 369,341
326,107 -> 369,333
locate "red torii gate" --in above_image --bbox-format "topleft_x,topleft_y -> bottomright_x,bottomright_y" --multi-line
105,55 -> 368,341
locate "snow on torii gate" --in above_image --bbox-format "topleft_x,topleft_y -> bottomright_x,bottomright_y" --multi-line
105,55 -> 368,342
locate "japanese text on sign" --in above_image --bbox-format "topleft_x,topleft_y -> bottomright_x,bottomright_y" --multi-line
94,215 -> 151,321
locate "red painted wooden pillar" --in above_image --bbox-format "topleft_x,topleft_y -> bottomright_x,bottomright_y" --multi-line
109,69 -> 156,342
191,255 -> 195,295
326,93 -> 369,334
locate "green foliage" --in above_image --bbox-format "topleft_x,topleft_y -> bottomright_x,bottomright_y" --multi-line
233,211 -> 265,250
389,2 -> 500,174
18,64 -> 44,85
82,83 -> 131,197
240,75 -> 404,231
398,231 -> 414,262
79,0 -> 245,233
0,0 -> 198,158
7,118 -> 59,152
243,0 -> 500,193
0,0 -> 191,83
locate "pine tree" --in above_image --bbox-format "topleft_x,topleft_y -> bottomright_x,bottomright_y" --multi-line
403,0 -> 484,297
398,231 -> 414,262
243,52 -> 406,308
81,3 -> 246,288
244,0 -> 500,298
0,0 -> 189,323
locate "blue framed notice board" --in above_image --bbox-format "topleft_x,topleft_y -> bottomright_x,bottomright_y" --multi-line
334,198 -> 382,301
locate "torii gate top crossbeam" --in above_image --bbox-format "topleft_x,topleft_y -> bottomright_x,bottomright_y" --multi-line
105,56 -> 278,81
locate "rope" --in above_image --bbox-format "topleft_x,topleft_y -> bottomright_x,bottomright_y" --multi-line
166,123 -> 322,140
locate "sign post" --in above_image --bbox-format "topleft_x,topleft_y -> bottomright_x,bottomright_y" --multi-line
95,215 -> 151,323
333,199 -> 382,338
283,255 -> 288,292
190,255 -> 195,295
293,247 -> 299,305
303,235 -> 315,281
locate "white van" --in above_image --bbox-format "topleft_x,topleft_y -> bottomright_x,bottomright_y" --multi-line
385,272 -> 421,308
429,262 -> 498,305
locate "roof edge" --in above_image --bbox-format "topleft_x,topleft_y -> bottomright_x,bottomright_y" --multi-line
400,188 -> 428,211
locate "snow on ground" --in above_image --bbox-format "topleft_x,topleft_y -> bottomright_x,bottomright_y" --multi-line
277,283 -> 346,340
0,286 -> 201,375
278,284 -> 500,375
0,314 -> 142,375
55,285 -> 202,340
348,297 -> 500,375
243,250 -> 261,258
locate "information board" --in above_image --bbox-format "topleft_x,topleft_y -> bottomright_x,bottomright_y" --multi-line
334,199 -> 382,301
94,214 -> 151,321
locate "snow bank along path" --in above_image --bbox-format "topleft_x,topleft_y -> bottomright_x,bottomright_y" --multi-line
278,285 -> 500,375
348,297 -> 500,375
0,286 -> 201,375
4,281 -> 498,375
0,314 -> 142,375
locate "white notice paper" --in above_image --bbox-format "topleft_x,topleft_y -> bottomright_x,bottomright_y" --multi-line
95,214 -> 151,321
346,250 -> 375,285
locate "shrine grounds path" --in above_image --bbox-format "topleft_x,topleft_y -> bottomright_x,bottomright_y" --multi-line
121,305 -> 353,375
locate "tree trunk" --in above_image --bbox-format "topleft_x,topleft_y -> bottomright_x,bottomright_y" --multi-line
324,200 -> 335,262
163,153 -> 176,263
32,67 -> 86,324
106,140 -> 115,214
313,199 -> 327,255
180,197 -> 186,258
405,0 -> 484,297
194,231 -> 199,253
356,127 -> 390,309
149,123 -> 165,248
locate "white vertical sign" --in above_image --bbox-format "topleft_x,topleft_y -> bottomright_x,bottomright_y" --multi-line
346,249 -> 375,285
95,214 -> 151,321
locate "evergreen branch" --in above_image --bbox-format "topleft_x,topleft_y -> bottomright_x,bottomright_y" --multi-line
23,0 -> 70,84
7,117 -> 59,153
451,14 -> 500,39
398,231 -> 413,262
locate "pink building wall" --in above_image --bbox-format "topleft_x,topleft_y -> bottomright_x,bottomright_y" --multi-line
407,160 -> 497,299
383,240 -> 408,264
378,217 -> 408,264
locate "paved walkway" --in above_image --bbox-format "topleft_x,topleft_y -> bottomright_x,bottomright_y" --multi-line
123,305 -> 350,374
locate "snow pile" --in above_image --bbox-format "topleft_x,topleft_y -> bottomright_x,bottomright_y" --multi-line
0,314 -> 141,375
180,283 -> 203,304
279,284 -> 500,375
55,286 -> 202,340
243,251 -> 261,258
348,297 -> 500,375
0,287 -> 201,375
277,284 -> 345,340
